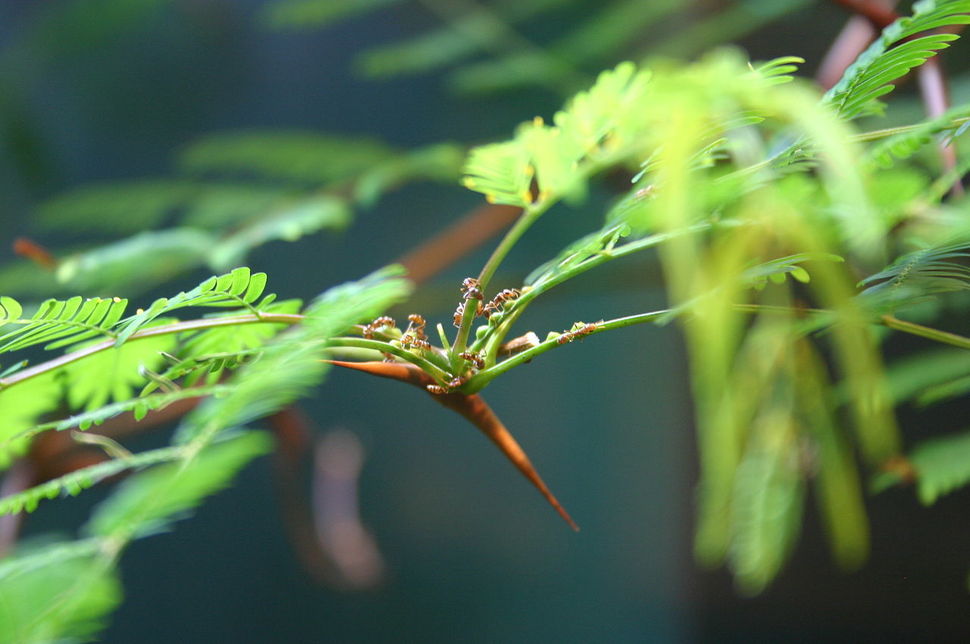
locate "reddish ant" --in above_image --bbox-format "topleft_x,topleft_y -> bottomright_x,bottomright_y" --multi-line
363,316 -> 395,339
556,322 -> 597,344
459,351 -> 485,369
483,288 -> 520,319
400,313 -> 430,350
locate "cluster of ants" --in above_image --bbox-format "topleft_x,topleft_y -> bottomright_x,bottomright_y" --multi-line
453,277 -> 520,326
358,277 -> 597,395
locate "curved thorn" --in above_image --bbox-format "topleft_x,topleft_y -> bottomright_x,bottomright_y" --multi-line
328,359 -> 579,531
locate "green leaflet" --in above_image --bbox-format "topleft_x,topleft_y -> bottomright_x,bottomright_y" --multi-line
165,299 -> 303,388
865,105 -> 970,170
885,348 -> 970,405
0,374 -> 61,468
83,432 -> 273,538
174,266 -> 411,444
0,296 -> 23,324
909,431 -> 970,504
0,539 -> 122,644
37,179 -> 201,233
55,228 -> 216,295
0,446 -> 184,516
823,0 -> 970,119
461,61 -> 653,208
114,267 -> 274,343
63,333 -> 176,411
178,131 -> 397,185
728,436 -> 804,595
3,385 -> 233,450
0,295 -> 128,354
261,0 -> 403,30
859,232 -> 970,311
207,196 -> 351,270
353,0 -> 581,80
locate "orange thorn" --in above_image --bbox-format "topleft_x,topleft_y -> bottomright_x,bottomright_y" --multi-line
327,360 -> 579,531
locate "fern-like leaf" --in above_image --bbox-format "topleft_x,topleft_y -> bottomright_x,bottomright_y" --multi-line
0,445 -> 184,516
115,267 -> 273,343
175,266 -> 411,443
859,233 -> 970,309
64,334 -> 176,411
207,196 -> 351,270
36,180 -> 199,233
865,105 -> 970,169
0,539 -> 122,644
462,62 -> 652,207
823,0 -> 970,119
55,228 -> 215,294
885,348 -> 970,404
261,0 -> 402,30
178,131 -> 395,185
83,432 -> 272,538
0,296 -> 128,354
728,438 -> 804,595
910,430 -> 970,504
4,385 -> 233,450
0,374 -> 61,468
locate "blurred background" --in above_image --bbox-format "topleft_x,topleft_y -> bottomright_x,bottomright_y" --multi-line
1,1 -> 969,642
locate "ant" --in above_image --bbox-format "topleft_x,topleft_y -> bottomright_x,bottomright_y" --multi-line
363,316 -> 396,339
400,313 -> 431,350
556,322 -> 597,344
483,288 -> 520,319
459,351 -> 485,370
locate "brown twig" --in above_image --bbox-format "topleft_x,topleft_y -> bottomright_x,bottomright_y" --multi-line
396,203 -> 521,285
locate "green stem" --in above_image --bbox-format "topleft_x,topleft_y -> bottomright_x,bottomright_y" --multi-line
326,338 -> 452,382
880,314 -> 970,350
479,223 -> 714,363
849,116 -> 970,143
463,309 -> 671,393
0,313 -> 306,391
449,205 -> 547,367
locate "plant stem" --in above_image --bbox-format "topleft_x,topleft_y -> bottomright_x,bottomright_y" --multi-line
880,314 -> 970,350
0,313 -> 305,390
449,205 -> 546,367
326,338 -> 452,382
463,309 -> 671,392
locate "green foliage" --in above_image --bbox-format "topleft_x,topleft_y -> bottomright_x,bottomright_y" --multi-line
885,348 -> 970,404
64,335 -> 175,411
178,131 -> 398,185
909,431 -> 970,504
0,446 -> 184,516
0,375 -> 60,467
860,231 -> 970,310
0,539 -> 122,644
0,296 -> 128,354
865,104 -> 970,169
0,263 -> 409,642
55,229 -> 216,295
114,266 -> 272,342
260,0 -> 403,30
462,61 -> 653,207
206,196 -> 351,270
823,0 -> 970,119
83,432 -> 272,538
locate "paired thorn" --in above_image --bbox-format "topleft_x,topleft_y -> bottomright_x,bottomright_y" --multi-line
327,360 -> 579,531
